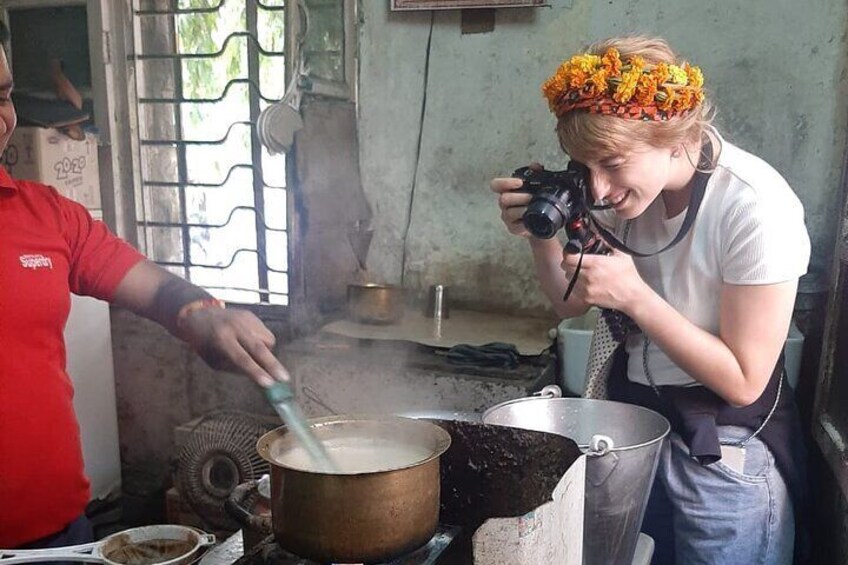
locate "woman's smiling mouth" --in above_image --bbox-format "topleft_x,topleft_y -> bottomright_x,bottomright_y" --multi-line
608,191 -> 630,208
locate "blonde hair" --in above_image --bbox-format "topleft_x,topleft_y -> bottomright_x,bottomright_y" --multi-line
556,36 -> 714,163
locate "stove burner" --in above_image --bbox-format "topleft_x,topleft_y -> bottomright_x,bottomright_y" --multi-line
235,526 -> 461,565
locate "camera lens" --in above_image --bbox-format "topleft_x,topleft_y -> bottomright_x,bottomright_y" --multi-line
523,192 -> 571,239
523,208 -> 560,239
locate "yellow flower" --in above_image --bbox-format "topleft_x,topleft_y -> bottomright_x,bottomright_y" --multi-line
614,73 -> 639,103
633,55 -> 647,68
613,57 -> 645,104
569,54 -> 602,74
667,65 -> 688,85
684,63 -> 704,89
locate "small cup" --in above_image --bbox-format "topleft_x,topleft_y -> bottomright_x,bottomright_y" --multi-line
424,284 -> 450,319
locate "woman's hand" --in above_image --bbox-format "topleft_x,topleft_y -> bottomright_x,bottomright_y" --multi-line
490,175 -> 531,237
560,247 -> 649,313
561,244 -> 798,407
490,164 -> 591,318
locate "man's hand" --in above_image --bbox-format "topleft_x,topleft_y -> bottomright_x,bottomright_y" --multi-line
112,260 -> 290,388
178,306 -> 290,387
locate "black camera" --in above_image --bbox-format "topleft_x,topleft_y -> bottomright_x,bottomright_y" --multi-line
513,162 -> 606,255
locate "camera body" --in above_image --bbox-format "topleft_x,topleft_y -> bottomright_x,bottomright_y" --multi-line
513,162 -> 606,254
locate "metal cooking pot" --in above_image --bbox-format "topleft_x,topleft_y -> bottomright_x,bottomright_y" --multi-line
256,415 -> 451,563
347,283 -> 405,324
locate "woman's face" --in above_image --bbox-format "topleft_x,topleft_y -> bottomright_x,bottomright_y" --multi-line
581,142 -> 677,220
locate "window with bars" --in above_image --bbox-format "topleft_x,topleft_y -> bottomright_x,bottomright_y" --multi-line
131,0 -> 290,305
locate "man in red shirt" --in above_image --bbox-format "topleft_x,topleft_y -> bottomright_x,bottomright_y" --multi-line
0,24 -> 289,549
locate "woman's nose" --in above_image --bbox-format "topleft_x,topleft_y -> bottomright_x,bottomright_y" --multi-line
590,170 -> 610,202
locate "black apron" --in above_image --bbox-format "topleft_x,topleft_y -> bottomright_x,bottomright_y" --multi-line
606,346 -> 810,560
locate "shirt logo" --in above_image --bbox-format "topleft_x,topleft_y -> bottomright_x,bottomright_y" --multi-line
20,254 -> 54,270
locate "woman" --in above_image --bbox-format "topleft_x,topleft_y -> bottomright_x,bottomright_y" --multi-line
492,36 -> 809,564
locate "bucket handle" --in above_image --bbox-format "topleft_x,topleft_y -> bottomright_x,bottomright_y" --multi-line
532,385 -> 563,399
586,435 -> 620,487
588,434 -> 615,457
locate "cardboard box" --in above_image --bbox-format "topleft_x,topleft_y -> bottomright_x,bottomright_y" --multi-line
1,126 -> 100,209
472,456 -> 585,564
436,419 -> 585,564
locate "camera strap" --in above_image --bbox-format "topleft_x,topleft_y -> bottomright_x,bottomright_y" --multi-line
588,141 -> 715,258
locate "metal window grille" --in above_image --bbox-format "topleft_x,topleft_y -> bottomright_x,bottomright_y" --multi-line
130,0 -> 289,305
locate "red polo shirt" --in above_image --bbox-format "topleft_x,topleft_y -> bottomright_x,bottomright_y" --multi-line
0,168 -> 144,546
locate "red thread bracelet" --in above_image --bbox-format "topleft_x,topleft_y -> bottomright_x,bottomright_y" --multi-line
176,298 -> 226,334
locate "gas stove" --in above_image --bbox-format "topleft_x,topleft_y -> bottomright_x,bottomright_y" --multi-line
200,526 -> 465,565
199,527 -> 655,565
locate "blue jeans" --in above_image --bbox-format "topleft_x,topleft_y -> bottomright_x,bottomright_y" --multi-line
17,514 -> 94,565
643,426 -> 794,565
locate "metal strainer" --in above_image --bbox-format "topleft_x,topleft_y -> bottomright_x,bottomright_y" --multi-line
0,525 -> 214,565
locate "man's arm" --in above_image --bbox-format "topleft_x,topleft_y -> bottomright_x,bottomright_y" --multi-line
111,259 -> 290,387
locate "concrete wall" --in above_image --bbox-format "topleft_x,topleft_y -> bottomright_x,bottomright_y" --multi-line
358,0 -> 848,313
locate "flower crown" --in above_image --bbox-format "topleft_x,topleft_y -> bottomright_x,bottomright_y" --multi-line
542,47 -> 705,121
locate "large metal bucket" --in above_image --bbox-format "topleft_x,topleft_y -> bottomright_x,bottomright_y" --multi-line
483,386 -> 670,565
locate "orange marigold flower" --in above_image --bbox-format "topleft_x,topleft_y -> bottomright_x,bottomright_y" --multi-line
601,48 -> 622,75
634,74 -> 658,106
546,64 -> 569,87
568,68 -> 589,90
586,68 -> 610,97
652,62 -> 671,87
674,89 -> 694,111
541,73 -> 567,110
541,49 -> 705,119
628,56 -> 646,71
657,86 -> 676,111
542,72 -> 565,95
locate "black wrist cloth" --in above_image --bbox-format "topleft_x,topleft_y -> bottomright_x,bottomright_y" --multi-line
446,342 -> 520,369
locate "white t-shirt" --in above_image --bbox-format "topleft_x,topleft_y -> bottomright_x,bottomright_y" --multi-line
598,135 -> 811,387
